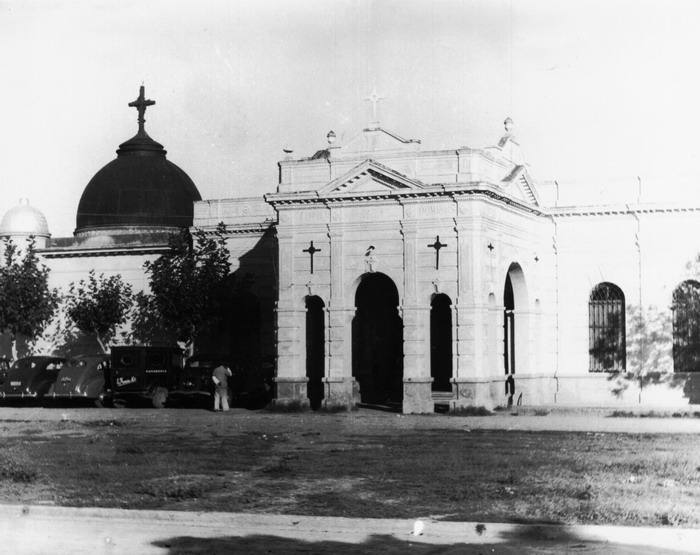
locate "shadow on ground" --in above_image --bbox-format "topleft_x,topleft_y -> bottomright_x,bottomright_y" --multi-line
153,529 -> 691,554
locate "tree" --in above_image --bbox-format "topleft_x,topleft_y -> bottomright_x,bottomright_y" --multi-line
0,237 -> 60,360
137,223 -> 232,354
65,270 -> 134,353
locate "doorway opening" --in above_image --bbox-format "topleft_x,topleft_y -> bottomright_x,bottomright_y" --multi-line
305,296 -> 325,410
430,294 -> 453,392
352,273 -> 403,406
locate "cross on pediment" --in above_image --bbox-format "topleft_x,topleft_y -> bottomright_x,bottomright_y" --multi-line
363,87 -> 385,126
303,241 -> 321,274
128,85 -> 156,134
428,236 -> 447,270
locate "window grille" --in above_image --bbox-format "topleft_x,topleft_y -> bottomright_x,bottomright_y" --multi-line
672,280 -> 700,372
589,282 -> 625,372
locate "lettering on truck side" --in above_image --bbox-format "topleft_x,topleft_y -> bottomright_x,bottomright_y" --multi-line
116,376 -> 137,387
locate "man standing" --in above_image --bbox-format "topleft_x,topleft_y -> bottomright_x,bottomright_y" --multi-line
212,362 -> 233,412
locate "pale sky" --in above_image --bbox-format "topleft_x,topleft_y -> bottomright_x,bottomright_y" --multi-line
1,0 -> 699,237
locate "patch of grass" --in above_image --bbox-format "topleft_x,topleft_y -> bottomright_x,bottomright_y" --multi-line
533,409 -> 551,416
81,420 -> 126,428
7,410 -> 700,527
259,457 -> 294,475
138,475 -> 207,500
117,445 -> 147,455
0,450 -> 38,483
448,406 -> 493,417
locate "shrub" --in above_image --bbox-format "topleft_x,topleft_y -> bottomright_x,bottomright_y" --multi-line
448,406 -> 493,417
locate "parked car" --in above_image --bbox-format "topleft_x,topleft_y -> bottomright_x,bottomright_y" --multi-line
109,346 -> 184,408
0,358 -> 11,391
48,354 -> 111,407
171,355 -> 274,409
2,356 -> 66,402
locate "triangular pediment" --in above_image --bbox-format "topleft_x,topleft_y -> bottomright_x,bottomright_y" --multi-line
501,165 -> 540,206
319,160 -> 426,197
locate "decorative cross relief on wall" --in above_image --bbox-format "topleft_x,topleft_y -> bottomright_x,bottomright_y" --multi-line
303,241 -> 321,274
428,236 -> 447,270
487,241 -> 496,286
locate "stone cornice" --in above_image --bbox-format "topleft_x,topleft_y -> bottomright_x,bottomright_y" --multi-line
40,245 -> 172,259
266,183 -> 545,216
549,203 -> 700,217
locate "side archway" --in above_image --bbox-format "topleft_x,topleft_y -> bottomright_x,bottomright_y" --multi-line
503,263 -> 529,405
305,295 -> 326,410
430,293 -> 453,391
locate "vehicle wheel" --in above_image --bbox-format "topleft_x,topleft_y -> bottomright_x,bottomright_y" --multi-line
95,389 -> 113,408
151,387 -> 168,409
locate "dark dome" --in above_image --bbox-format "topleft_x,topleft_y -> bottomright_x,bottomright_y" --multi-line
75,131 -> 201,236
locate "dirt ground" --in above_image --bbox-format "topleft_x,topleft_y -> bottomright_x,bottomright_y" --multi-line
1,405 -> 700,532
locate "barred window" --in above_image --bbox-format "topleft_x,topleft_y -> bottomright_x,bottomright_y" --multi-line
672,280 -> 700,372
589,282 -> 625,372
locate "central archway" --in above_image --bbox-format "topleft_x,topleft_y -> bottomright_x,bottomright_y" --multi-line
352,273 -> 403,405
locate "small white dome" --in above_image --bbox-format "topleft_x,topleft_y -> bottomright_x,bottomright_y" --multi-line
0,198 -> 50,238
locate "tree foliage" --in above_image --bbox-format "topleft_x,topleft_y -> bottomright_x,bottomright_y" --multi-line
0,237 -> 59,359
138,224 -> 232,353
65,270 -> 134,353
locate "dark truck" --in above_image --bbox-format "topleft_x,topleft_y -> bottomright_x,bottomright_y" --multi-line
109,346 -> 184,408
171,355 -> 274,409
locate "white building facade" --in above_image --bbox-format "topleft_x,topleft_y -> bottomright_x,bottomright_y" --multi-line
199,118 -> 700,413
4,94 -> 700,413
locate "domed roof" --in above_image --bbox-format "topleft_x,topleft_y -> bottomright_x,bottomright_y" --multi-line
0,198 -> 50,238
75,86 -> 201,236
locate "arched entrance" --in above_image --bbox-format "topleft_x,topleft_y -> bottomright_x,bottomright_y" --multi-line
352,273 -> 403,405
503,263 -> 528,406
305,296 -> 325,410
430,294 -> 453,391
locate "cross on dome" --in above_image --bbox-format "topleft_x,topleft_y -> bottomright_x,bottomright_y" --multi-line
128,85 -> 156,135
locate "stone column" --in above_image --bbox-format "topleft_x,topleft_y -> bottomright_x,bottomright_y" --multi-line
324,303 -> 355,408
323,225 -> 355,409
452,302 -> 494,409
451,221 -> 497,409
274,300 -> 309,407
273,231 -> 309,408
401,222 -> 433,414
401,303 -> 433,413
